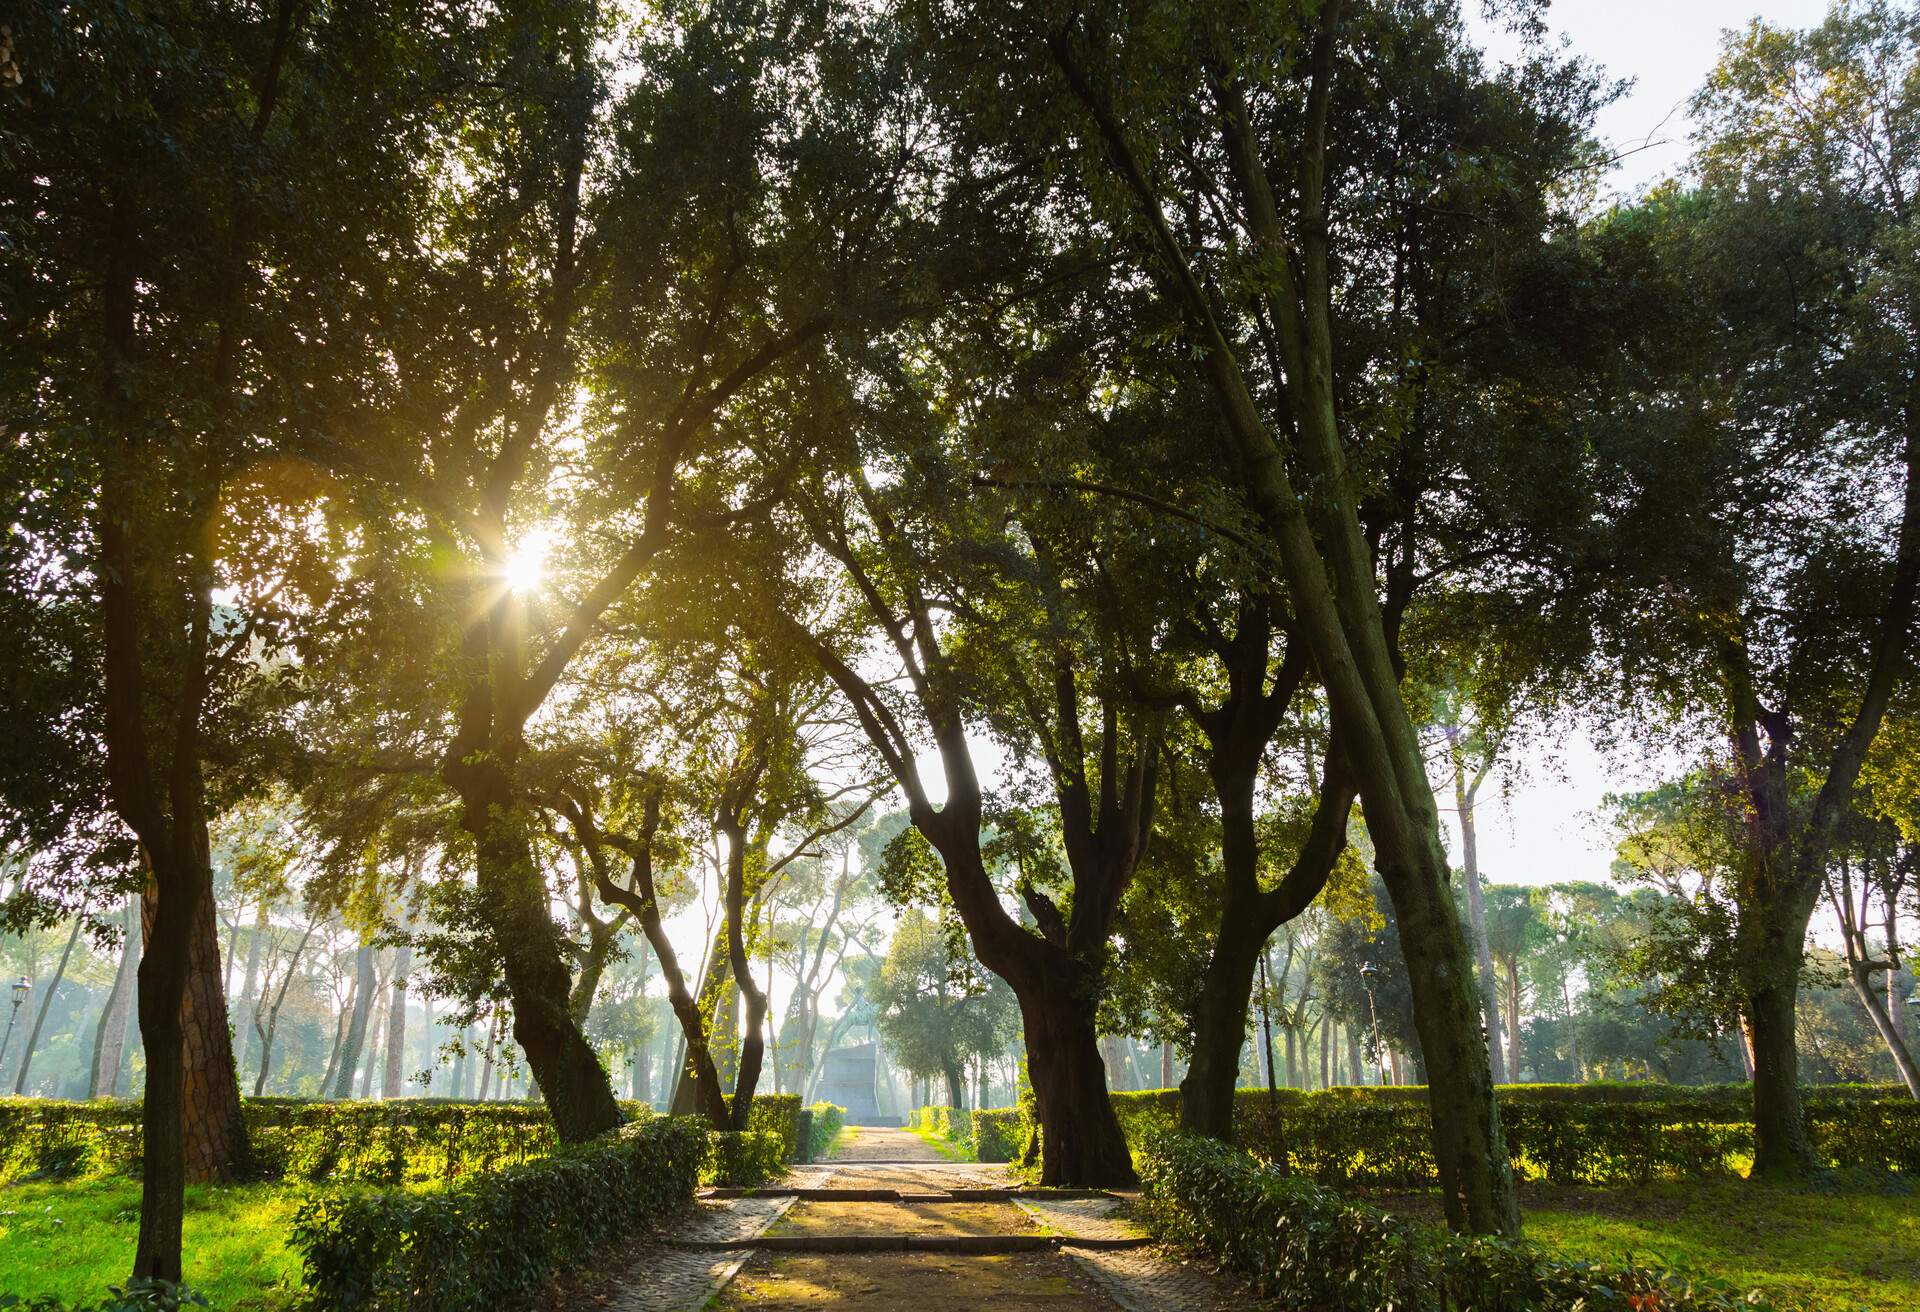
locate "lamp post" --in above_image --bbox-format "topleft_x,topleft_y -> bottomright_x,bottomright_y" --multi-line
1359,962 -> 1386,1086
0,977 -> 28,1078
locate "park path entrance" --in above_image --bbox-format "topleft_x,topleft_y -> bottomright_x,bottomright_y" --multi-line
558,1126 -> 1249,1310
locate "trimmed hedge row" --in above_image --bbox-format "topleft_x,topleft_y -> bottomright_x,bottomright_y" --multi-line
291,1113 -> 706,1312
970,1107 -> 1028,1163
807,1101 -> 846,1159
0,1092 -> 819,1187
1135,1130 -> 1792,1311
704,1129 -> 785,1186
1109,1084 -> 1919,1186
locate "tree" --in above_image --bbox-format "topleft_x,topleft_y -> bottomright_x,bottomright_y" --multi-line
871,908 -> 1018,1108
897,0 -> 1621,1228
0,0 -> 470,1275
1545,5 -> 1920,1179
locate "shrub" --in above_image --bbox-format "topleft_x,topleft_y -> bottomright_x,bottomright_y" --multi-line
807,1102 -> 846,1159
969,1108 -> 1031,1164
1135,1130 -> 1792,1311
907,1105 -> 976,1153
737,1093 -> 803,1163
0,1099 -> 145,1185
0,1097 -> 623,1188
0,1279 -> 209,1312
703,1129 -> 785,1186
291,1113 -> 704,1312
1109,1084 -> 1919,1187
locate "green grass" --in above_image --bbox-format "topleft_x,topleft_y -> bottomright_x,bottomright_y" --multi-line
909,1125 -> 974,1162
1517,1176 -> 1920,1312
0,1178 -> 303,1310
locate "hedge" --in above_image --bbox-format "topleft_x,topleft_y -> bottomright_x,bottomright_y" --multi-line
970,1107 -> 1028,1163
1108,1084 -> 1918,1187
807,1101 -> 846,1159
290,1113 -> 705,1312
737,1093 -> 804,1163
1135,1130 -> 1794,1311
704,1129 -> 785,1186
0,1092 -> 821,1186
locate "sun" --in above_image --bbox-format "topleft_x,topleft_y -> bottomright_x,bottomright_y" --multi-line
500,530 -> 550,594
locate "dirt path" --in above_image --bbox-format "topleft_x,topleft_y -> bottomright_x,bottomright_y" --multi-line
822,1124 -> 947,1162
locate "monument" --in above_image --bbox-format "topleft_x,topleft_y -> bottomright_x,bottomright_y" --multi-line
817,1041 -> 895,1125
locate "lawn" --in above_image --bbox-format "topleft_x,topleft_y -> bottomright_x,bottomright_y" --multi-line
0,1178 -> 304,1310
1372,1175 -> 1920,1312
1523,1176 -> 1919,1312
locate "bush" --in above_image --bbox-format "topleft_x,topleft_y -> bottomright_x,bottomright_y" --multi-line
0,1099 -> 146,1185
907,1105 -> 976,1153
0,1097 -> 640,1188
703,1129 -> 785,1186
969,1108 -> 1031,1164
1135,1130 -> 1793,1311
0,1279 -> 210,1312
807,1102 -> 846,1159
1109,1084 -> 1919,1187
291,1113 -> 704,1312
738,1093 -> 803,1163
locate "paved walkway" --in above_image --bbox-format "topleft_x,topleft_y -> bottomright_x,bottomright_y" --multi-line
557,1127 -> 1254,1311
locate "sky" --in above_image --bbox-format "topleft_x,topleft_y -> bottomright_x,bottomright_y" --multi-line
1442,0 -> 1836,887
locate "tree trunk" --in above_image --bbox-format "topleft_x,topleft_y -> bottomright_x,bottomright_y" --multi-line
383,944 -> 410,1099
90,896 -> 142,1098
357,978 -> 384,1098
477,1013 -> 498,1102
943,1061 -> 966,1110
1504,959 -> 1523,1081
721,818 -> 771,1132
1320,1013 -> 1331,1090
156,877 -> 251,1180
1453,753 -> 1507,1084
447,759 -> 619,1140
1845,953 -> 1920,1097
665,929 -> 732,1125
1179,916 -> 1263,1137
1888,906 -> 1907,1048
1747,942 -> 1818,1179
1017,980 -> 1133,1187
13,918 -> 81,1094
332,945 -> 374,1098
132,855 -> 195,1281
233,900 -> 268,1074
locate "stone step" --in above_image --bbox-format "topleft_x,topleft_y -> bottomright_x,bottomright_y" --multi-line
700,1186 -> 1119,1203
667,1233 -> 1152,1254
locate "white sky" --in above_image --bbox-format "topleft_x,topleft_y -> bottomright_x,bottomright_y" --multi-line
1455,0 -> 1835,886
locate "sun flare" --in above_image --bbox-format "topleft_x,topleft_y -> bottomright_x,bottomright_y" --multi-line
500,530 -> 550,594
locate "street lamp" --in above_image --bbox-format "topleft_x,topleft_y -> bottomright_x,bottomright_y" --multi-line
1359,962 -> 1387,1086
0,977 -> 29,1076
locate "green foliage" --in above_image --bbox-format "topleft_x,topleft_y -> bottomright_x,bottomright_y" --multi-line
869,909 -> 1018,1100
968,1108 -> 1031,1164
0,1280 -> 209,1312
0,1097 -> 669,1189
1135,1131 -> 1793,1311
905,1105 -> 974,1152
703,1130 -> 785,1187
806,1102 -> 846,1159
737,1093 -> 804,1164
1109,1085 -> 1919,1188
291,1115 -> 704,1312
